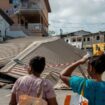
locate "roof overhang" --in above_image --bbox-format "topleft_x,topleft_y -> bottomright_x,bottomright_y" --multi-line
45,0 -> 51,12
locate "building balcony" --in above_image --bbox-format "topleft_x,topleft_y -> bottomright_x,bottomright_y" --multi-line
28,23 -> 48,33
16,2 -> 48,24
10,23 -> 48,36
16,3 -> 41,14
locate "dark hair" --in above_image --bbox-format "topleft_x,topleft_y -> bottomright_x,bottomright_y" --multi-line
90,54 -> 105,74
29,56 -> 45,74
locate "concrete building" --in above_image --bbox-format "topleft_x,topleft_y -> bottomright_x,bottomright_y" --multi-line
82,31 -> 105,49
64,30 -> 91,49
64,30 -> 105,50
0,0 -> 51,36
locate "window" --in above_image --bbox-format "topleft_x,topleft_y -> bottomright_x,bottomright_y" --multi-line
77,38 -> 81,42
20,19 -> 24,25
87,37 -> 90,41
66,39 -> 69,43
9,0 -> 13,4
14,5 -> 17,8
72,39 -> 76,42
96,36 -> 100,40
6,10 -> 8,13
84,38 -> 85,42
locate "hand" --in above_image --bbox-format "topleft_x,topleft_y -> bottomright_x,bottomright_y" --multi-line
79,54 -> 89,64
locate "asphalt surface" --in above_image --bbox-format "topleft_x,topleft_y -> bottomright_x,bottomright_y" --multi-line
0,72 -> 105,105
0,89 -> 11,105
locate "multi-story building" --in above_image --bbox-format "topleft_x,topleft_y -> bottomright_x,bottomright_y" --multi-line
64,30 -> 105,50
82,31 -> 105,49
64,30 -> 91,49
0,0 -> 51,36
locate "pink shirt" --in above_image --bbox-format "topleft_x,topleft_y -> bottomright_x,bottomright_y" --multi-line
12,75 -> 56,102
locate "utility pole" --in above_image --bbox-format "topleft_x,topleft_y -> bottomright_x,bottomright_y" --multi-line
60,28 -> 63,38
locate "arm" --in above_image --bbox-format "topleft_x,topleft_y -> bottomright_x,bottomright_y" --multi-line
9,78 -> 20,105
47,97 -> 58,105
60,55 -> 89,86
45,80 -> 58,105
9,93 -> 17,105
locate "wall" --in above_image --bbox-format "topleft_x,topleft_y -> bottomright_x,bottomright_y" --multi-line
7,30 -> 26,38
11,15 -> 18,25
83,33 -> 105,49
92,33 -> 105,44
65,36 -> 83,49
82,35 -> 93,48
0,0 -> 12,10
71,42 -> 83,49
0,15 -> 9,37
38,0 -> 48,25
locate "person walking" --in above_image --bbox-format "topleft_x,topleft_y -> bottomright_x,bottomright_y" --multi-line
9,56 -> 58,105
60,54 -> 105,105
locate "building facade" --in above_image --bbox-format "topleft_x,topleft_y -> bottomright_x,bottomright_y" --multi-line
64,30 -> 91,49
65,35 -> 83,49
82,32 -> 105,49
0,0 -> 51,36
64,30 -> 105,50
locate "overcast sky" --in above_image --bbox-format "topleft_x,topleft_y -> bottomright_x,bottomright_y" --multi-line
49,0 -> 105,35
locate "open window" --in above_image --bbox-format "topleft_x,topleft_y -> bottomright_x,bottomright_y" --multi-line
9,0 -> 13,4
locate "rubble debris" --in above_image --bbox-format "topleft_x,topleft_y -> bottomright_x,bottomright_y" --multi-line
2,84 -> 13,89
0,39 -> 86,89
0,82 -> 6,88
54,80 -> 70,90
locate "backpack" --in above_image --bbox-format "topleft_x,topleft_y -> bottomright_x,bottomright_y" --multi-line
18,78 -> 47,105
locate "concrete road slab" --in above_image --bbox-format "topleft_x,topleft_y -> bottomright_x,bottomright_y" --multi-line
0,89 -> 73,105
0,89 -> 11,105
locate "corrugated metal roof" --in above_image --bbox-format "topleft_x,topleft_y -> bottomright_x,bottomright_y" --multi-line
68,30 -> 91,36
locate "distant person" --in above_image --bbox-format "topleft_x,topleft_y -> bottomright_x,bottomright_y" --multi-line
9,56 -> 58,105
60,54 -> 105,105
0,30 -> 1,37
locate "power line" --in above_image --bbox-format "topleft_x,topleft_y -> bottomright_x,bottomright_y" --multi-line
51,26 -> 84,29
50,20 -> 105,25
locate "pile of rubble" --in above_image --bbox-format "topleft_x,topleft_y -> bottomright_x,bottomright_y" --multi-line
0,37 -> 86,89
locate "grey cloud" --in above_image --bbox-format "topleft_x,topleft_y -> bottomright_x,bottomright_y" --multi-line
49,0 -> 105,34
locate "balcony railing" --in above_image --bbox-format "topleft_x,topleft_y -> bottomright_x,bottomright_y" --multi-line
10,23 -> 48,36
28,23 -> 48,36
28,23 -> 45,32
19,2 -> 41,11
28,23 -> 41,31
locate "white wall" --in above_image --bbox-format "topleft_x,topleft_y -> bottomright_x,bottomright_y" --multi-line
65,38 -> 83,49
0,15 -> 26,38
0,15 -> 9,37
7,30 -> 26,38
71,42 -> 83,49
38,0 -> 48,19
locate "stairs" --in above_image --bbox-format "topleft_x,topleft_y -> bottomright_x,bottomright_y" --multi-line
0,9 -> 14,25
